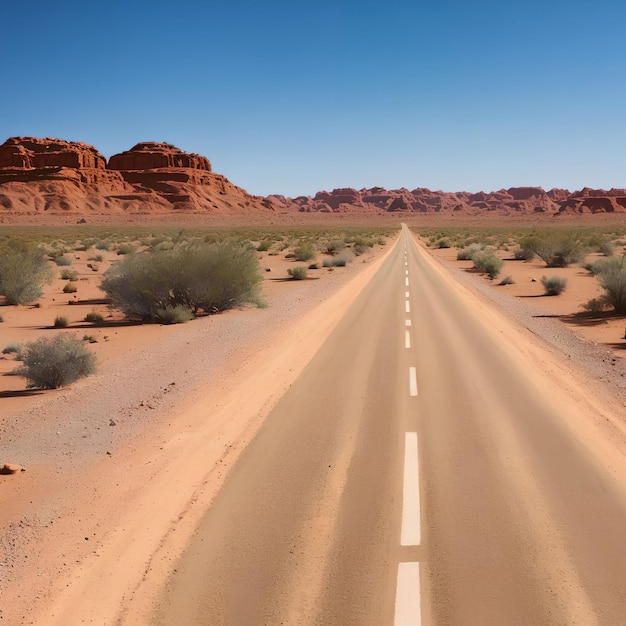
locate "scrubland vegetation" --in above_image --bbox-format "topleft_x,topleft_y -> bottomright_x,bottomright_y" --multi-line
418,225 -> 626,311
0,224 -> 391,390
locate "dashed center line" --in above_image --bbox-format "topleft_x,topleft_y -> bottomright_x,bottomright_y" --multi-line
405,269 -> 409,275
405,277 -> 409,287
405,319 -> 412,326
405,300 -> 411,313
405,291 -> 410,298
394,562 -> 421,626
409,367 -> 418,396
405,330 -> 411,349
401,432 -> 420,545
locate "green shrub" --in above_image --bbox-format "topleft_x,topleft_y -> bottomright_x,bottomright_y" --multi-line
60,269 -> 78,281
599,241 -> 615,257
17,334 -> 96,389
325,240 -> 347,255
63,282 -> 78,293
521,233 -> 584,267
101,241 -> 263,321
153,304 -> 194,324
293,242 -> 316,262
498,275 -> 514,285
323,252 -> 354,268
54,255 -> 72,266
457,244 -> 482,261
84,312 -> 104,324
54,315 -> 69,328
256,240 -> 271,252
596,259 -> 626,313
95,242 -> 111,251
116,243 -> 137,255
513,246 -> 536,261
2,343 -> 22,355
437,238 -> 451,249
471,251 -> 503,279
581,298 -> 606,312
541,275 -> 567,296
287,266 -> 308,280
0,240 -> 53,304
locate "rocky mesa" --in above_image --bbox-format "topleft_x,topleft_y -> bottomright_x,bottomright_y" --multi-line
0,135 -> 625,222
0,137 -> 275,220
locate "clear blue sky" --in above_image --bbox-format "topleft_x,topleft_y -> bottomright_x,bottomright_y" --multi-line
1,0 -> 625,196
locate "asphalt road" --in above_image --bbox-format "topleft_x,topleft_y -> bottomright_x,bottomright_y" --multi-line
154,225 -> 626,625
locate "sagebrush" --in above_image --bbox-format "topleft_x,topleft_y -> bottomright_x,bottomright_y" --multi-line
18,334 -> 96,389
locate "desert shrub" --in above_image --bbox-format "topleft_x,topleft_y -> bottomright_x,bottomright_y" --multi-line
95,242 -> 111,251
17,334 -> 95,389
293,242 -> 316,262
0,239 -> 53,304
457,244 -> 482,261
541,275 -> 567,296
471,251 -> 503,279
101,241 -> 263,321
2,343 -> 22,355
54,315 -> 69,328
287,266 -> 308,280
83,312 -> 104,323
54,255 -> 72,266
353,244 -> 367,256
595,259 -> 626,313
308,263 -> 319,270
437,238 -> 451,249
153,304 -> 194,325
87,254 -> 104,262
521,233 -> 584,267
256,240 -> 271,252
82,334 -> 98,343
323,252 -> 354,267
513,246 -> 536,261
599,241 -> 615,257
581,298 -> 606,312
325,240 -> 346,255
63,282 -> 78,293
116,243 -> 137,255
60,269 -> 78,281
498,275 -> 514,285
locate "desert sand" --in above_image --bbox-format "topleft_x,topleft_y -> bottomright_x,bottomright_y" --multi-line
1,221 -> 626,623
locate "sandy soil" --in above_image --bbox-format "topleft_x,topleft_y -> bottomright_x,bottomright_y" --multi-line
2,223 -> 626,624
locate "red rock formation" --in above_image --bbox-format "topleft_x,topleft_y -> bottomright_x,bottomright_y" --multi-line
0,137 -> 106,170
108,142 -> 211,171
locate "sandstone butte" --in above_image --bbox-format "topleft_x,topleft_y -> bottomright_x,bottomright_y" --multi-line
0,136 -> 625,222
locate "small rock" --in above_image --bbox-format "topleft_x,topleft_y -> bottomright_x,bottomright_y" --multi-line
1,463 -> 23,475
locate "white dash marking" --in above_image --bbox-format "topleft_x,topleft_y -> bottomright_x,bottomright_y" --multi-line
405,269 -> 409,275
405,330 -> 411,349
409,367 -> 418,396
405,277 -> 409,287
405,291 -> 410,298
405,300 -> 411,313
405,319 -> 412,326
394,562 -> 421,626
401,432 -> 420,545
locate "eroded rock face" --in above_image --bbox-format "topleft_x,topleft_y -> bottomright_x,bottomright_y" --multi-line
0,137 -> 106,170
107,142 -> 211,171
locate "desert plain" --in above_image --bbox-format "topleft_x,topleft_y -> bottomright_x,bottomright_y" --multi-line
1,137 -> 626,624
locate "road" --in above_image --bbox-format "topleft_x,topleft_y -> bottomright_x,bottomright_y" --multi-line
154,225 -> 626,625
